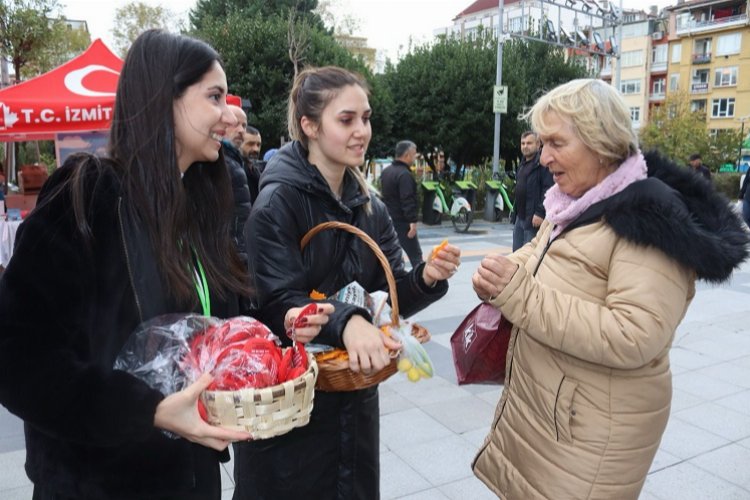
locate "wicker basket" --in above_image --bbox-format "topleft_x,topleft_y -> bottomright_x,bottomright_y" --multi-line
300,221 -> 430,392
201,351 -> 318,438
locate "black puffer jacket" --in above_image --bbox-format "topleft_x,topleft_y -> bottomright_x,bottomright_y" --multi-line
224,141 -> 252,264
245,141 -> 448,344
0,156 -> 236,499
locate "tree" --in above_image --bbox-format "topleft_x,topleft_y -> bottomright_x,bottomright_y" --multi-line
383,30 -> 589,166
189,0 -> 322,32
111,1 -> 181,57
192,11 -> 369,148
640,92 -> 709,166
24,19 -> 90,75
0,0 -> 64,80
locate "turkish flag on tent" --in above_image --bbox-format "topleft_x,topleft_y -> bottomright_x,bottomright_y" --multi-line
0,39 -> 243,142
0,39 -> 122,142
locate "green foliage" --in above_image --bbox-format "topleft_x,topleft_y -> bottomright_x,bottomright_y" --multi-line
24,20 -> 90,75
112,1 -> 179,57
640,92 -> 743,172
190,0 -> 323,31
713,172 -> 743,200
381,31 -> 589,167
192,11 -> 367,148
0,0 -> 63,79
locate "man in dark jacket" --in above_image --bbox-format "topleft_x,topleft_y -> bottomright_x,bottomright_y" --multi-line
381,140 -> 422,267
512,131 -> 554,251
688,153 -> 712,180
224,105 -> 252,264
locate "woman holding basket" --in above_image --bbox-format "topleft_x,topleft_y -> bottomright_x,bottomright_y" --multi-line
0,30 -> 329,500
236,66 -> 461,499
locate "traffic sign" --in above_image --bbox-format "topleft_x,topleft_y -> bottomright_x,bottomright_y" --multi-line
493,85 -> 508,114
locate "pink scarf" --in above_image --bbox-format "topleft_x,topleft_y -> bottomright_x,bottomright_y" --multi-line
544,152 -> 647,240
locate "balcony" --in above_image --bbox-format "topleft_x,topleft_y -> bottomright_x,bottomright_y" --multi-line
692,52 -> 712,64
676,13 -> 748,36
691,82 -> 709,93
650,92 -> 666,102
651,61 -> 668,73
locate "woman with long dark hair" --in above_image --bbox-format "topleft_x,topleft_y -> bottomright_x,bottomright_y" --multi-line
0,30 -> 329,499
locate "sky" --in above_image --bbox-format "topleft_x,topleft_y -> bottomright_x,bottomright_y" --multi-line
62,0 -> 674,62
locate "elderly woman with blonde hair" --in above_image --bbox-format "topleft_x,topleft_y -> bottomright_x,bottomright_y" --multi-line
471,79 -> 749,499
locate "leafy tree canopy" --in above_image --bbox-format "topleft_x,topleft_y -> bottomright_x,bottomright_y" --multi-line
0,0 -> 65,80
382,30 -> 589,166
192,11 -> 371,149
190,0 -> 322,31
24,20 -> 90,75
639,91 -> 742,171
112,1 -> 181,57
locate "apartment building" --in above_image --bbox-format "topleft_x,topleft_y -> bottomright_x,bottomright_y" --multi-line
665,0 -> 750,136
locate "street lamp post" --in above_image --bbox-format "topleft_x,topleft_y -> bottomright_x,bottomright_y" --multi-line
736,115 -> 750,171
486,0 -> 505,221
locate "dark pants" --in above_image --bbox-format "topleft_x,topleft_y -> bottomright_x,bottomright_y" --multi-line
393,220 -> 423,268
233,386 -> 380,500
512,218 -> 539,252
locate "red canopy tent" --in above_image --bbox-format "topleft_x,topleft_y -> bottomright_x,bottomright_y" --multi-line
0,39 -> 242,143
0,39 -> 123,142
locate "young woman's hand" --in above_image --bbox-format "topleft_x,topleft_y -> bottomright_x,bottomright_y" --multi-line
423,243 -> 462,286
154,373 -> 252,451
342,315 -> 401,374
284,303 -> 335,343
472,253 -> 519,302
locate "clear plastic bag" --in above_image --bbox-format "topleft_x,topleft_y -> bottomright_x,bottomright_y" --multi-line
114,314 -> 282,396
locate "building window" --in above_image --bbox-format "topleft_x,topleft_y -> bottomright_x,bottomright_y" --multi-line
669,73 -> 679,91
630,107 -> 641,123
694,38 -> 712,55
714,66 -> 738,87
509,16 -> 523,33
716,33 -> 741,56
621,50 -> 643,67
620,79 -> 642,94
652,78 -> 666,95
652,44 -> 668,64
691,99 -> 707,113
711,98 -> 735,118
671,43 -> 682,63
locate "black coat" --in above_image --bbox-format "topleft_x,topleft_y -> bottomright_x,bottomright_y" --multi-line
380,160 -> 418,223
224,142 -> 252,264
0,156 -> 236,499
245,141 -> 447,345
236,141 -> 448,499
514,152 -> 553,222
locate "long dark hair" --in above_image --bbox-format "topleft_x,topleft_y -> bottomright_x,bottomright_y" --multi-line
78,30 -> 248,306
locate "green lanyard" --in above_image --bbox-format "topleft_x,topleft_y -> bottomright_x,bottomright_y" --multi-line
192,253 -> 211,317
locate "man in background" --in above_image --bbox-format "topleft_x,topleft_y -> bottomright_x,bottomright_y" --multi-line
381,140 -> 423,268
241,126 -> 263,202
224,105 -> 252,264
512,131 -> 553,251
688,153 -> 711,180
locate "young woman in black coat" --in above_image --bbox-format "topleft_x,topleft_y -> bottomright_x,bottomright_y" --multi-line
0,30 -> 329,500
234,66 -> 462,499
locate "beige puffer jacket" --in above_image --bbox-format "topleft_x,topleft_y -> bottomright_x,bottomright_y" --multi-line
472,218 -> 695,499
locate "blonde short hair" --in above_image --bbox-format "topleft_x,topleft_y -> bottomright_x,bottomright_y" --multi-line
524,79 -> 639,165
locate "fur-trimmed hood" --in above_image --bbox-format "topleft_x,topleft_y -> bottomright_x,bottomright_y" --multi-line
593,150 -> 749,283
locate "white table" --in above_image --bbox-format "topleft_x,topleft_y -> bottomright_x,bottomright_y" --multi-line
0,219 -> 22,269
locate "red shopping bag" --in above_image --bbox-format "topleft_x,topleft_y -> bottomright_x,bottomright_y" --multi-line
450,303 -> 512,385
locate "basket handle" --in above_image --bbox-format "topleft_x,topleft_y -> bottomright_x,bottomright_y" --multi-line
300,221 -> 399,325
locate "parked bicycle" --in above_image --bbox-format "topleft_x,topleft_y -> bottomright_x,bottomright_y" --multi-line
422,171 -> 477,233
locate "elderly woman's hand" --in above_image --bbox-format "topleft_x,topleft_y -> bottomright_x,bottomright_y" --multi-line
472,254 -> 519,302
422,243 -> 461,286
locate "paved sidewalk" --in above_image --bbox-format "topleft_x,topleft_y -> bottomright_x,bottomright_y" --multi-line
1,220 -> 749,499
